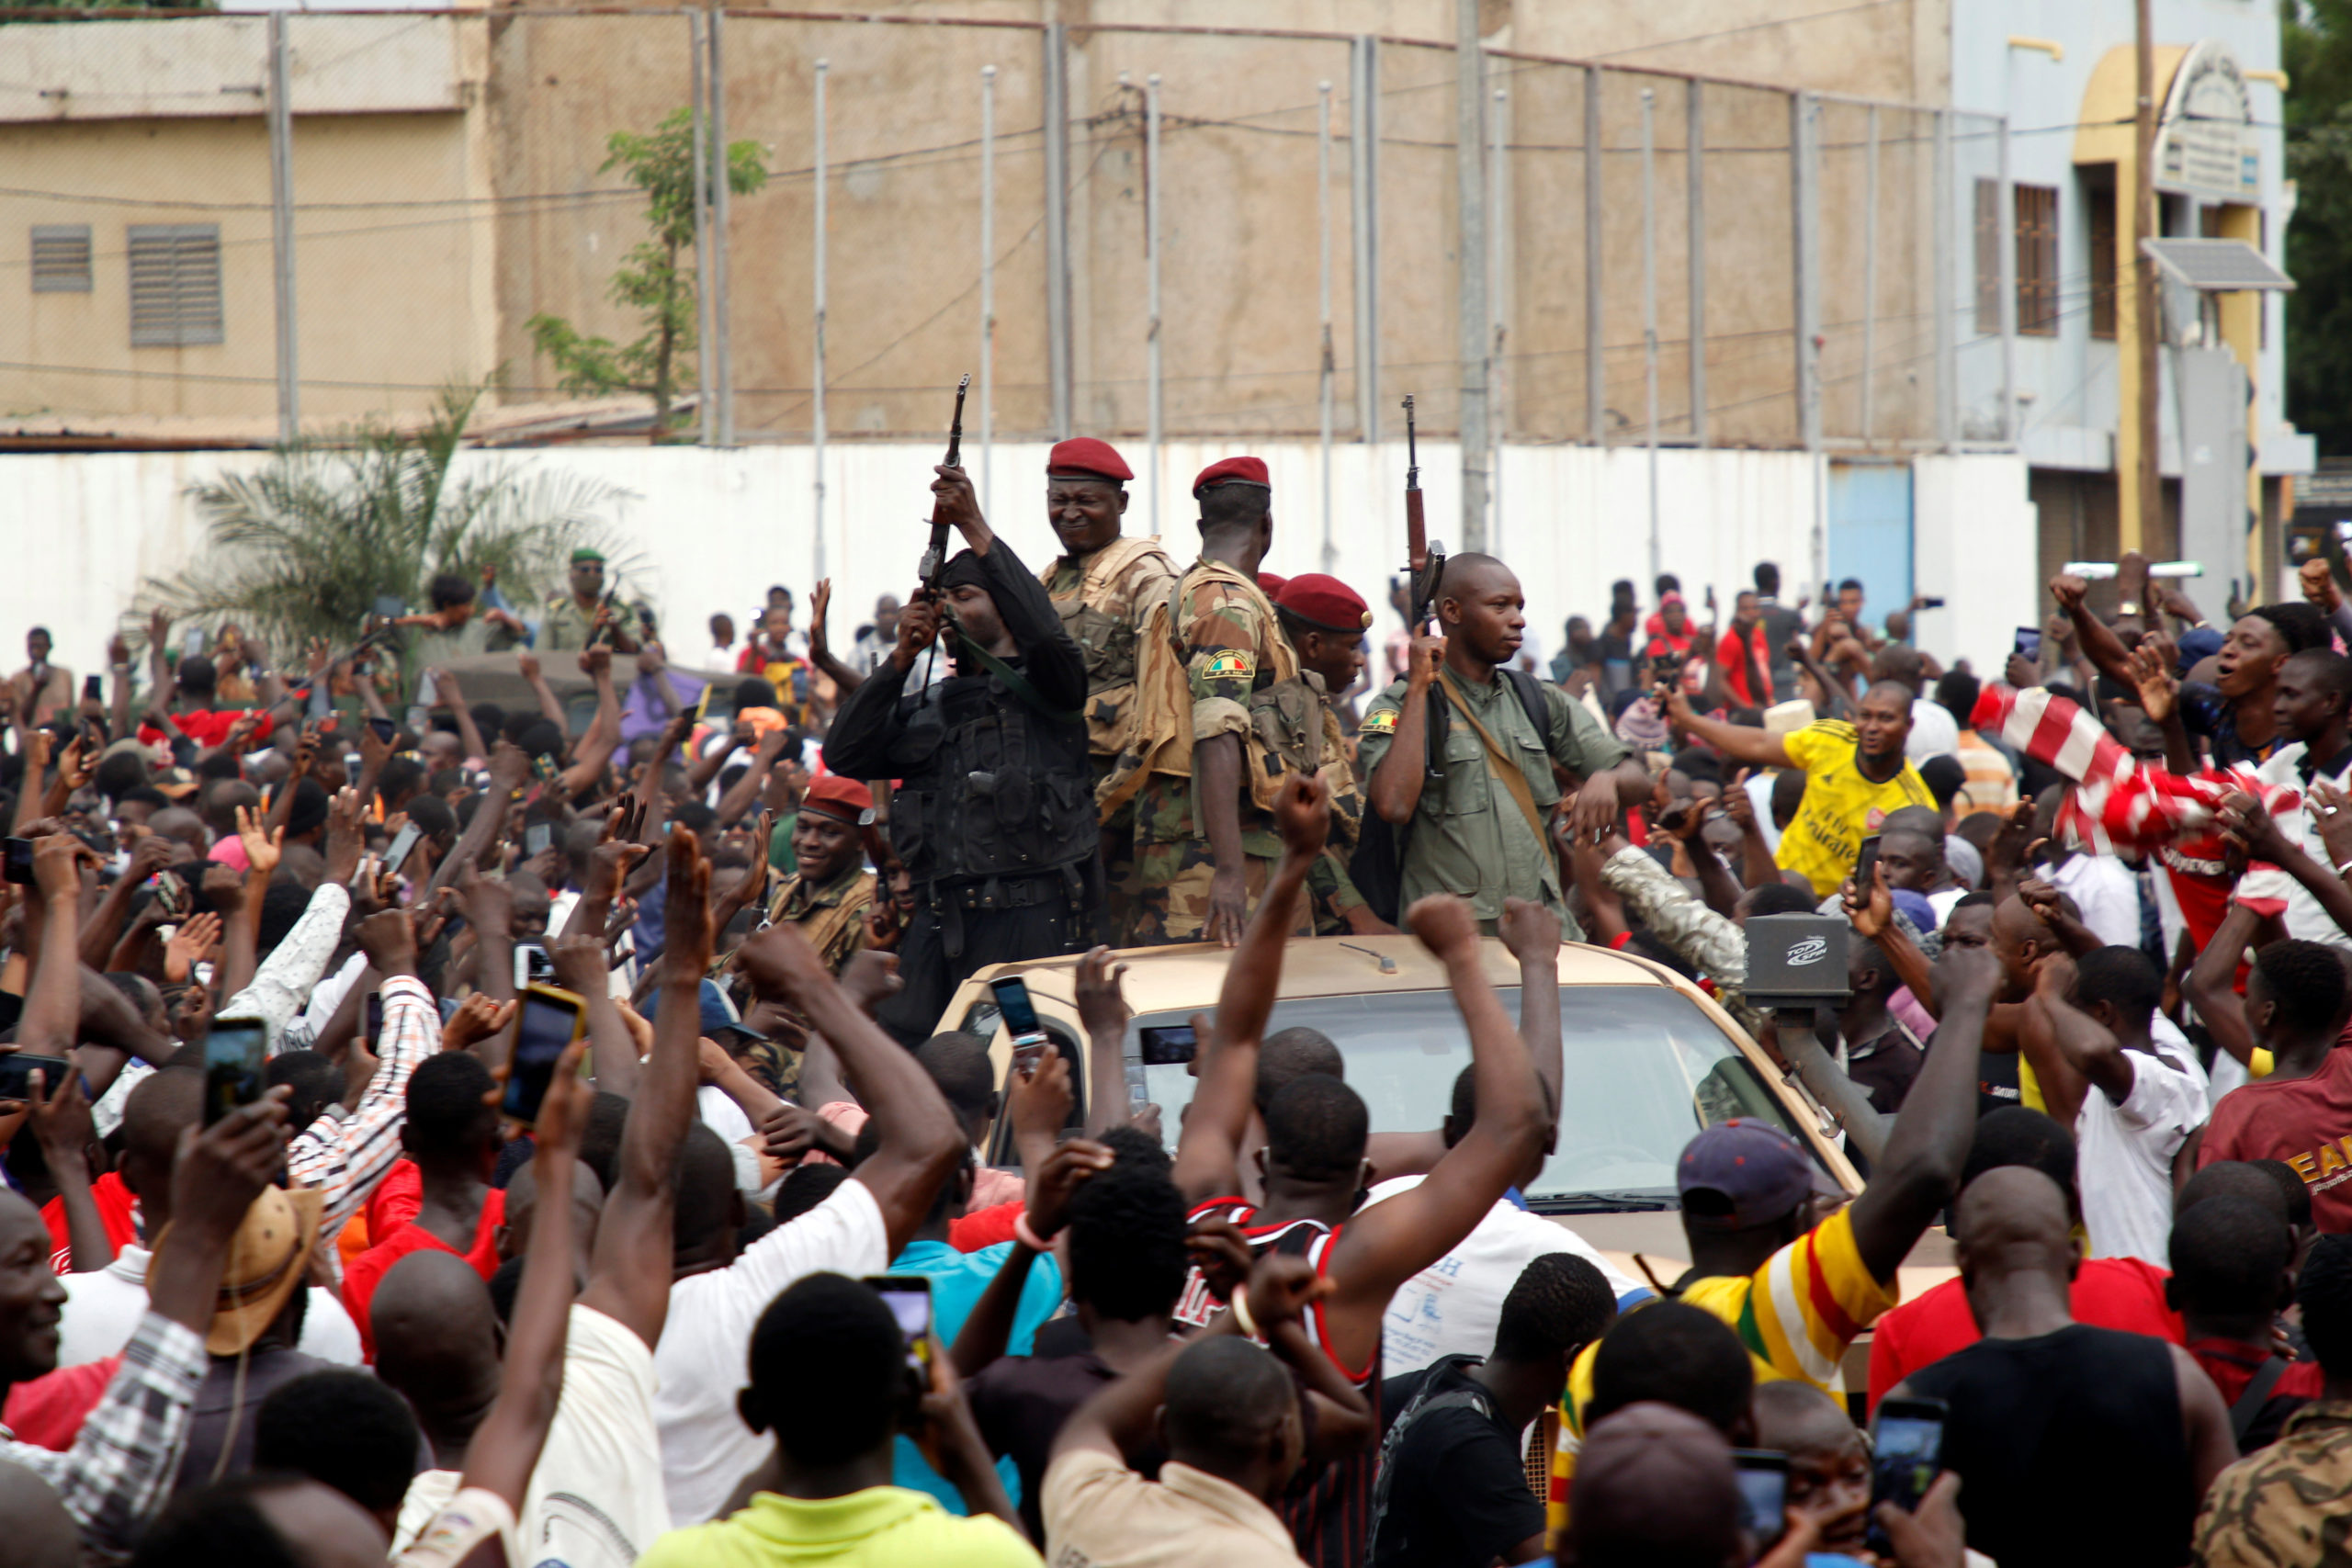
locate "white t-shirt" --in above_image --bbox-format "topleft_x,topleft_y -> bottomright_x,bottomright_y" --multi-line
2076,1025 -> 2209,1268
2046,854 -> 2143,950
55,1245 -> 363,1367
652,1177 -> 891,1526
1905,698 -> 1960,764
519,1303 -> 672,1568
1363,1176 -> 1643,1377
395,1469 -> 462,1552
2255,743 -> 2352,951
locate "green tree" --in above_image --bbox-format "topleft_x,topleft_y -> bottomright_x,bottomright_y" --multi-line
528,109 -> 767,442
148,384 -> 637,655
2286,0 -> 2352,454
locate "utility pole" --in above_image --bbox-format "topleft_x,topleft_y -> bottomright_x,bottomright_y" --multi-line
2131,0 -> 2161,554
266,14 -> 298,444
1455,0 -> 1489,548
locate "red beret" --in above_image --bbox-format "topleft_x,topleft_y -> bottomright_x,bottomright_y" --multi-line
1193,456 -> 1271,497
1256,572 -> 1288,597
1046,437 -> 1133,483
800,773 -> 876,827
1275,572 -> 1374,633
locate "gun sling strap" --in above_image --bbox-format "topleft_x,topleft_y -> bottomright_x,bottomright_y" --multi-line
1434,670 -> 1553,851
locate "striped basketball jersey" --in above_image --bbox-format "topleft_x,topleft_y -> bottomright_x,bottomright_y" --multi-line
1179,1197 -> 1384,1568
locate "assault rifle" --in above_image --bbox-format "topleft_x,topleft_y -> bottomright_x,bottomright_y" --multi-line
1402,394 -> 1445,631
917,373 -> 973,601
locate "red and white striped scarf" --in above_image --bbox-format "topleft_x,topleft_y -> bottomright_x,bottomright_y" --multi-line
1969,684 -> 2303,912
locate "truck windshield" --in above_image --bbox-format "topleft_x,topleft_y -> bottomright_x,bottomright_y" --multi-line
1125,984 -> 1824,1213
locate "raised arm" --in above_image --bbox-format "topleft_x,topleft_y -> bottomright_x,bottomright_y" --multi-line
517,649 -> 568,732
1172,773 -> 1329,1203
1846,943 -> 1993,1282
17,834 -> 100,1057
806,578 -> 865,697
1498,897 -> 1563,1126
2184,899 -> 2265,1069
554,646 -> 623,800
2221,790 -> 2352,944
427,739 -> 529,893
2017,952 -> 2131,1131
1366,628 -> 1446,826
579,827 -> 709,1348
1659,687 -> 1795,769
432,669 -> 490,762
1319,894 -> 1545,1372
1074,946 -> 1136,1135
2051,574 -> 2136,689
453,1035 -> 591,1515
737,921 -> 964,1254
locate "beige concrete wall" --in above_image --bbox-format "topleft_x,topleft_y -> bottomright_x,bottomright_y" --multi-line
0,15 -> 496,423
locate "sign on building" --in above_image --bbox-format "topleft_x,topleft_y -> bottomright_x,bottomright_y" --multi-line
2154,40 -> 2261,204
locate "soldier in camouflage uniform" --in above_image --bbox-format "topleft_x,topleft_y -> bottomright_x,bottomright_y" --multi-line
1114,457 -> 1313,947
1359,553 -> 1653,937
1272,572 -> 1390,936
1033,438 -> 1179,932
540,547 -> 640,654
743,772 -> 881,1094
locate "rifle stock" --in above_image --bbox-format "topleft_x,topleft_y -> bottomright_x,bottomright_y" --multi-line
918,373 -> 974,599
1401,395 -> 1443,631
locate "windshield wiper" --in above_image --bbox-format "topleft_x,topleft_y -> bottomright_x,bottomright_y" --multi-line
1529,1190 -> 1679,1214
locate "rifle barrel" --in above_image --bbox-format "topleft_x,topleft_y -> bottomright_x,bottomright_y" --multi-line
944,372 -> 971,469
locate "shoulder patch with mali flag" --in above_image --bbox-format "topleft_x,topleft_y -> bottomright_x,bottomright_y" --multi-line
1202,649 -> 1254,680
1360,708 -> 1397,735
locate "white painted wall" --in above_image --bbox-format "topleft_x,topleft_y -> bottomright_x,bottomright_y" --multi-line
0,443 -> 2035,690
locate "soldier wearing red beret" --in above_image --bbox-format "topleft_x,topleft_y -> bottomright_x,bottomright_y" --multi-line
1101,456 -> 1314,947
1273,574 -> 1388,936
1035,438 -> 1180,927
763,773 -> 882,987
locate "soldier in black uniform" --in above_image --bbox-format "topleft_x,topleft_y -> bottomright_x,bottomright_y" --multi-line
823,464 -> 1100,1044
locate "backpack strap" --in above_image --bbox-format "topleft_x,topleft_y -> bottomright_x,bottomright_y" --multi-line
2230,1355 -> 2289,1445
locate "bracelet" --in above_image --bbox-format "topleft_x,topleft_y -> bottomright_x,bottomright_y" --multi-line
1229,1284 -> 1259,1338
2336,856 -> 2352,877
1012,1213 -> 1052,1253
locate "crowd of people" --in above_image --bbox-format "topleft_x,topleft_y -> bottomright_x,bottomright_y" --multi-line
0,440 -> 2349,1568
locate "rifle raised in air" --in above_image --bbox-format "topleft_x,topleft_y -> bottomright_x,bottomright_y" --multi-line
918,374 -> 974,601
1401,395 -> 1445,631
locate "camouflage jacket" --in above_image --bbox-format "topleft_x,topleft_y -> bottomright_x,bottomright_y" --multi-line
764,864 -> 876,977
1128,561 -> 1296,851
1041,536 -> 1180,764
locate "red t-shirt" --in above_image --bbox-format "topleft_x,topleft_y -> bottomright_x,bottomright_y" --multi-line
0,1355 -> 121,1451
342,1185 -> 505,1359
2199,1048 -> 2352,1233
1866,1256 -> 2184,1412
2186,1337 -> 2328,1408
137,708 -> 274,750
41,1172 -> 141,1275
1716,626 -> 1772,708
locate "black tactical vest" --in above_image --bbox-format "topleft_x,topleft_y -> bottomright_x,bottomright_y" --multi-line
882,667 -> 1096,888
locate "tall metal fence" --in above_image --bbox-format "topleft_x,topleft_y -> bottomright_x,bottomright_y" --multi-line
1,9 -> 2021,467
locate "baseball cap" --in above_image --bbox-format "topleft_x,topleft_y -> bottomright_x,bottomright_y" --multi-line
1676,1119 -> 1815,1230
646,976 -> 769,1044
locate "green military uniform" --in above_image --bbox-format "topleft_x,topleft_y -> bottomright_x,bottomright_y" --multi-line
540,593 -> 604,654
1123,561 -> 1300,945
744,863 -> 877,1098
1355,671 -> 1630,939
1304,703 -> 1371,933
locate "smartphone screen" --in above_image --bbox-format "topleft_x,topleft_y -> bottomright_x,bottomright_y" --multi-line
368,716 -> 398,745
865,1277 -> 933,1381
0,1055 -> 74,1103
364,991 -> 385,1046
2012,626 -> 2042,662
1731,1450 -> 1790,1550
514,942 -> 557,991
154,871 -> 188,919
1866,1398 -> 1948,1554
1140,1025 -> 1198,1066
503,987 -> 583,1125
1853,834 -> 1882,892
82,674 -> 103,702
989,976 -> 1043,1039
381,822 -> 424,879
203,1018 -> 270,1125
526,823 -> 554,858
2,837 -> 33,886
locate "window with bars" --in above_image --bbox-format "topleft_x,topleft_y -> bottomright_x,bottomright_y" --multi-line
1973,181 -> 2063,337
127,224 -> 222,347
31,226 -> 91,293
2085,170 -> 2118,340
2016,185 -> 2059,335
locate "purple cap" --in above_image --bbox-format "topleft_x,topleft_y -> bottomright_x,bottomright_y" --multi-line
1677,1119 -> 1815,1229
1889,889 -> 1937,936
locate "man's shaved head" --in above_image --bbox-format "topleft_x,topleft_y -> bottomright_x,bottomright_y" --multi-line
371,1251 -> 501,1430
1751,1379 -> 1857,1459
1567,1403 -> 1743,1568
1953,1165 -> 2077,1297
1160,1334 -> 1301,1491
0,1459 -> 76,1568
497,1158 -> 604,1280
1437,552 -> 1510,593
119,1067 -> 200,1220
